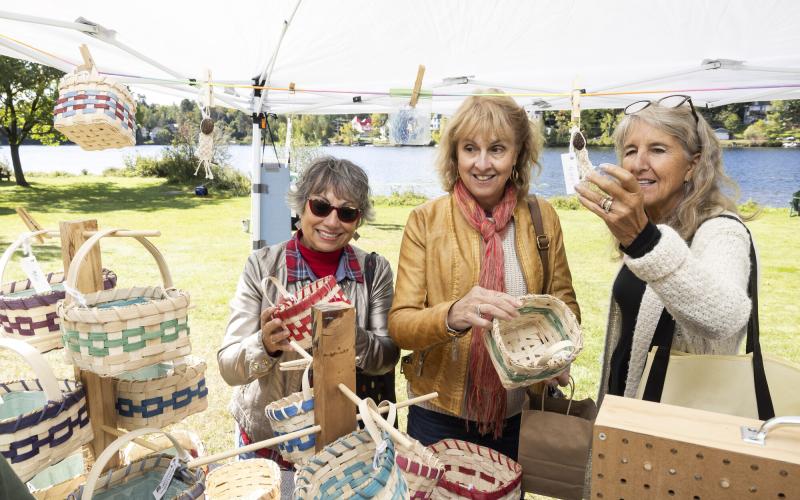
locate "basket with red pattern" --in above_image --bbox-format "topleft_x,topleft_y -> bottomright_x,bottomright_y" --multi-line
428,439 -> 522,499
262,275 -> 349,349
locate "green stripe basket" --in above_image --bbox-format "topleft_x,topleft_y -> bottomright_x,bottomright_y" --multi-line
487,294 -> 582,389
57,229 -> 191,377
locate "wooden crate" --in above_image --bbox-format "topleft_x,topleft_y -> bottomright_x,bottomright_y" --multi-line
592,395 -> 799,499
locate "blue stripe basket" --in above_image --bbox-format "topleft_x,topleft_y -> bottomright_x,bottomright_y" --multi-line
264,363 -> 316,464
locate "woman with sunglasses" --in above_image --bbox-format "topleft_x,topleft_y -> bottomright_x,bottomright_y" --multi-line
389,92 -> 580,460
218,156 -> 399,465
574,96 -> 754,404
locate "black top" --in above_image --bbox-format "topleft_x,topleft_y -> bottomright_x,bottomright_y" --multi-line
607,222 -> 661,396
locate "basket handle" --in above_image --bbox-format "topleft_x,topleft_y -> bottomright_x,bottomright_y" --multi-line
301,362 -> 312,401
82,427 -> 190,500
0,230 -> 55,287
64,228 -> 172,305
541,375 -> 576,415
261,276 -> 294,307
0,338 -> 61,402
534,339 -> 575,367
376,400 -> 397,428
357,398 -> 385,446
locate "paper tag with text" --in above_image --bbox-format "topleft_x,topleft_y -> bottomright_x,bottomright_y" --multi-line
561,152 -> 580,195
153,456 -> 181,500
20,254 -> 53,294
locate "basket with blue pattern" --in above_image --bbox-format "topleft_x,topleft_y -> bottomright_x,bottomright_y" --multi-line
264,363 -> 316,465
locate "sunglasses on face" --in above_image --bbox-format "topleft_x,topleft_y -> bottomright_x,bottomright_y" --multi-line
624,94 -> 700,124
307,198 -> 362,223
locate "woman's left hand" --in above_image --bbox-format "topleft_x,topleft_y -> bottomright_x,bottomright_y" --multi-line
574,164 -> 649,247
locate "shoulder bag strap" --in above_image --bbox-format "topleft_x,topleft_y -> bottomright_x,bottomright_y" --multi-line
527,196 -> 551,293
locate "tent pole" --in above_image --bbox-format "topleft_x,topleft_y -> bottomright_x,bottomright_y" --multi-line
250,119 -> 263,250
0,36 -> 72,73
0,10 -> 98,33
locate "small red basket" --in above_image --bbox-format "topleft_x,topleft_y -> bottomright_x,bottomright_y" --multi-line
263,276 -> 349,349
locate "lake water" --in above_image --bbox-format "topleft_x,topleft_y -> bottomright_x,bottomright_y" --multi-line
8,144 -> 800,207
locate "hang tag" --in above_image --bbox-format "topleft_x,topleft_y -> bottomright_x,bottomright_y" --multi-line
20,254 -> 52,294
561,152 -> 580,195
152,456 -> 181,500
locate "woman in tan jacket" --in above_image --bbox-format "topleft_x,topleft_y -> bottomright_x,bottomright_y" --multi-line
389,93 -> 580,460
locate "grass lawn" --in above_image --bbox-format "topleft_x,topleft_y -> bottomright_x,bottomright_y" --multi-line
1,176 -> 798,463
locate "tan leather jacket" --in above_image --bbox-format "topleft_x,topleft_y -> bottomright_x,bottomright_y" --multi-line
218,241 -> 398,442
389,195 -> 580,416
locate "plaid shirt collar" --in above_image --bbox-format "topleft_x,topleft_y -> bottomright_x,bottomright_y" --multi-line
285,231 -> 363,284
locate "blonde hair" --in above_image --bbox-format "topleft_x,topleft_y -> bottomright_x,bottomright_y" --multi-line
436,91 -> 542,202
613,104 -> 743,240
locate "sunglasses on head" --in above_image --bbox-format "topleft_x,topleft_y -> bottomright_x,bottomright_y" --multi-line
307,198 -> 362,223
624,94 -> 700,124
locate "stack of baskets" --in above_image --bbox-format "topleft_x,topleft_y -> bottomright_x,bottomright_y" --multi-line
264,363 -> 316,464
429,439 -> 523,499
487,294 -> 582,388
0,338 -> 94,482
53,68 -> 136,151
0,230 -> 116,353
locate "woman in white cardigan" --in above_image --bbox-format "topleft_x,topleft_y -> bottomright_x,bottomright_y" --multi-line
574,95 -> 752,402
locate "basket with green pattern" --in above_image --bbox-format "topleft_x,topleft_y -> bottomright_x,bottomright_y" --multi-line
57,229 -> 191,377
487,294 -> 582,389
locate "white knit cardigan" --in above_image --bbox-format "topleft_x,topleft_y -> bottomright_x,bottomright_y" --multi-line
597,214 -> 754,402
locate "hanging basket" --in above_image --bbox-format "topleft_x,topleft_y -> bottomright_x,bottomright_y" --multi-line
67,428 -> 205,500
0,230 -> 116,353
58,229 -> 192,377
53,68 -> 136,151
0,338 -> 93,482
487,294 -> 583,389
263,275 -> 349,350
114,356 -> 208,430
205,458 -> 281,499
294,399 -> 408,499
264,363 -> 316,465
429,439 -> 522,500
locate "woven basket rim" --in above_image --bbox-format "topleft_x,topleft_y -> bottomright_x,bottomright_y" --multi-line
0,269 -> 116,310
265,389 -> 314,420
0,378 -> 85,434
58,286 -> 189,319
113,356 -> 206,385
273,275 -> 343,320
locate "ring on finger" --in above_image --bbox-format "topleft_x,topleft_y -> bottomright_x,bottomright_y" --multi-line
600,196 -> 614,213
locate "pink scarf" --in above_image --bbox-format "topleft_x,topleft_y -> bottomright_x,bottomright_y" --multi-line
453,180 -> 517,437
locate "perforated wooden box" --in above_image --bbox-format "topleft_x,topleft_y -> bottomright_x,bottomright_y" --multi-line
592,395 -> 799,500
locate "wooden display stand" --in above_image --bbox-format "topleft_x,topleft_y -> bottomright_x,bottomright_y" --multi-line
592,395 -> 800,499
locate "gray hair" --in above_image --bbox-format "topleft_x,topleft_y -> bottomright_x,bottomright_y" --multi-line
286,156 -> 374,225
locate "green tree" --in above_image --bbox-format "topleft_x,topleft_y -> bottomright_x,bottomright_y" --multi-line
767,100 -> 800,132
0,56 -> 64,186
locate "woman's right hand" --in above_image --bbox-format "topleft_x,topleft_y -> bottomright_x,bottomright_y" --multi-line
260,306 -> 290,354
447,286 -> 522,331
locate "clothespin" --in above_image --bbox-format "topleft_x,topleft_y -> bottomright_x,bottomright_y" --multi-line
570,77 -> 583,128
288,82 -> 296,95
409,64 -> 426,108
204,69 -> 214,109
77,44 -> 95,72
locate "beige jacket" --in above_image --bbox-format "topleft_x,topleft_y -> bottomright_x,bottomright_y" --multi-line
389,195 -> 580,416
218,241 -> 399,442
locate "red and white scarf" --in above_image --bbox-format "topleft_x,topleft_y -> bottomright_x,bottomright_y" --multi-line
453,179 -> 517,437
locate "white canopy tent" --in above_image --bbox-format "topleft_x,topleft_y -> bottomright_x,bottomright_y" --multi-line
1,0 -> 799,244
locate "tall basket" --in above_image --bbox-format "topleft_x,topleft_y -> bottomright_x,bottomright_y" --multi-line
264,363 -> 316,464
53,67 -> 136,151
487,294 -> 582,388
429,439 -> 522,500
58,229 -> 192,377
0,338 -> 93,482
114,356 -> 208,430
67,428 -> 205,500
0,230 -> 116,353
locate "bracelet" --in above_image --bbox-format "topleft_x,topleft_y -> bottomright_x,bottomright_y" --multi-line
445,319 -> 469,338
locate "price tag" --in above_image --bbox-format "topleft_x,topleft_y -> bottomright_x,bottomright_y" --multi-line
561,152 -> 580,195
152,456 -> 181,500
20,254 -> 52,294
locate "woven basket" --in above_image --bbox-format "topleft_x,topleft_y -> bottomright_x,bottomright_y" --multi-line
429,439 -> 522,500
263,275 -> 349,349
205,458 -> 281,499
53,68 -> 136,151
68,428 -> 205,500
0,230 -> 116,353
487,294 -> 583,389
58,229 -> 192,377
264,363 -> 316,465
122,429 -> 206,465
0,338 -> 93,482
27,452 -> 86,499
375,400 -> 443,499
294,399 -> 408,499
114,356 -> 208,430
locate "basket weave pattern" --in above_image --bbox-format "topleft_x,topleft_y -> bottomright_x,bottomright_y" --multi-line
270,275 -> 349,349
114,357 -> 208,429
264,364 -> 316,465
59,286 -> 191,377
206,458 -> 281,499
488,294 -> 583,388
396,439 -> 444,499
53,71 -> 136,151
294,429 -> 408,499
0,379 -> 93,482
0,270 -> 116,352
429,439 -> 522,500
